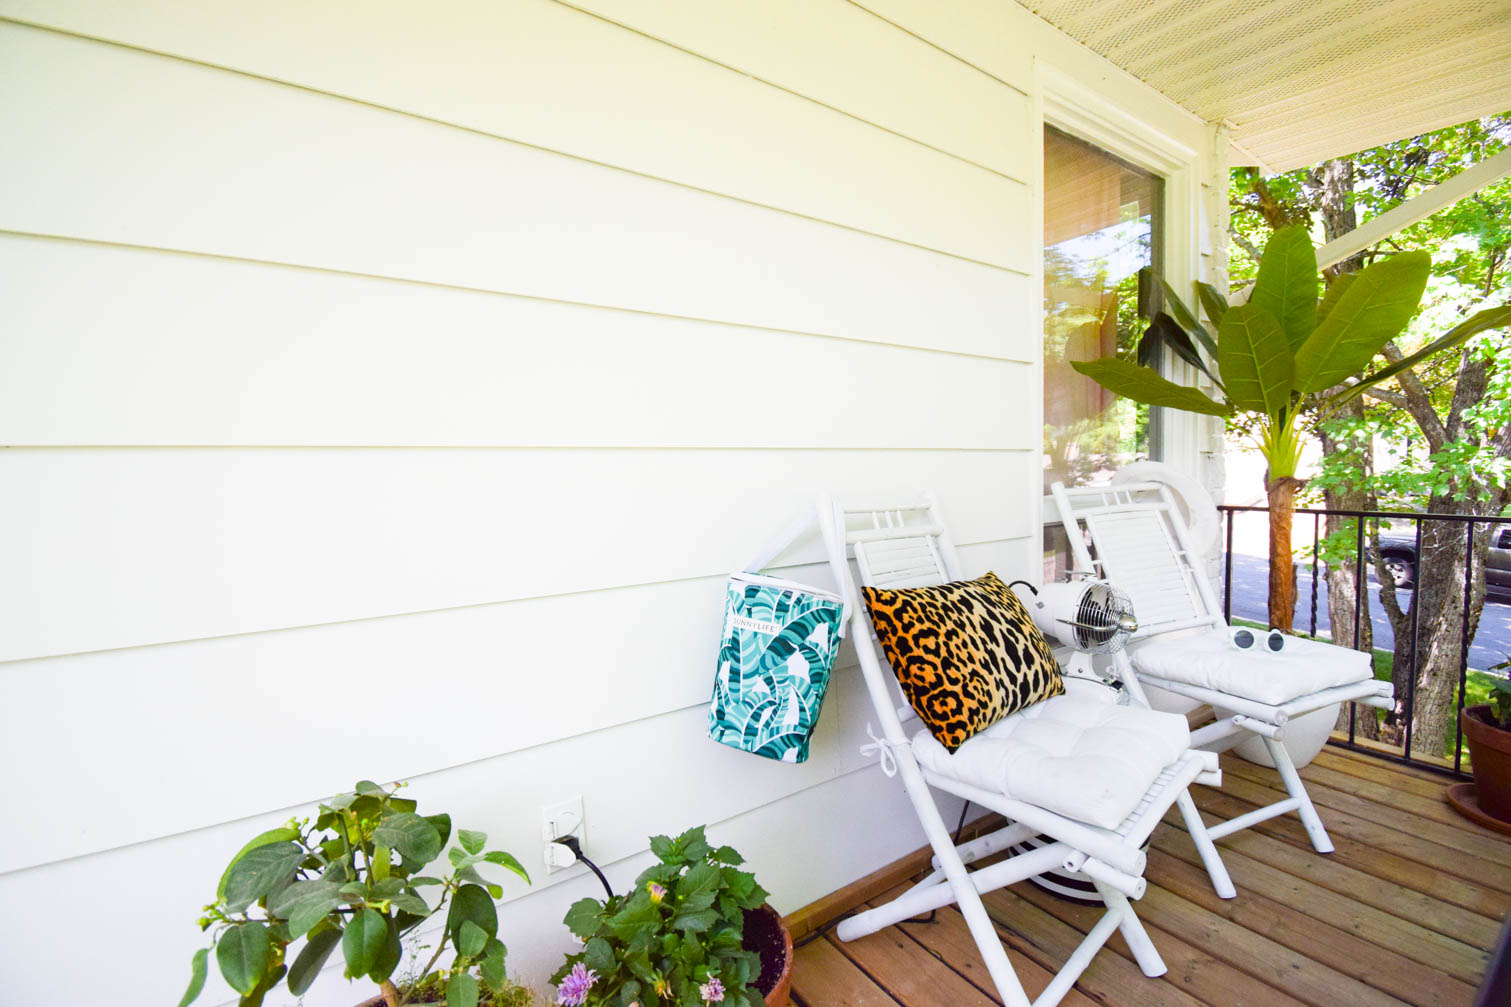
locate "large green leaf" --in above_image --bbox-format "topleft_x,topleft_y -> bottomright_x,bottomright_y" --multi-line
178,948 -> 208,1007
370,916 -> 403,982
223,843 -> 304,914
1330,304 -> 1511,406
1155,276 -> 1219,357
1069,358 -> 1231,416
482,849 -> 531,884
1315,271 -> 1358,327
342,908 -> 387,978
1250,226 -> 1319,351
215,828 -> 300,903
288,929 -> 341,996
480,941 -> 509,994
1196,280 -> 1230,329
216,923 -> 272,995
372,813 -> 443,866
1217,303 -> 1292,416
447,883 -> 499,943
447,973 -> 480,1007
272,880 -> 345,939
1139,312 -> 1222,389
564,898 -> 607,940
1293,251 -> 1431,394
457,829 -> 487,856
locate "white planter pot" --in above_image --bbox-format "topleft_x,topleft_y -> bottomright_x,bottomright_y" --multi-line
1233,702 -> 1340,769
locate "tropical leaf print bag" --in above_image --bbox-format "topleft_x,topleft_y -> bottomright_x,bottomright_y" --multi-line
708,505 -> 851,764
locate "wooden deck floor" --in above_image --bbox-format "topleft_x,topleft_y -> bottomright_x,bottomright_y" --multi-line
788,746 -> 1510,1007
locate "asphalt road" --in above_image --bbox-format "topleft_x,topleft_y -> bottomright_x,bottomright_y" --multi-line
1221,552 -> 1511,672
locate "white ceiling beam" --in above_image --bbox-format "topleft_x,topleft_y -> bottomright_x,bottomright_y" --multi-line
1314,147 -> 1511,270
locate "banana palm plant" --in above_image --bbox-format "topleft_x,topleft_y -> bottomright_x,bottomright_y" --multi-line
1072,225 -> 1509,631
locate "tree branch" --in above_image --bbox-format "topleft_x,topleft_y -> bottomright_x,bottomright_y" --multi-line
1229,227 -> 1264,265
1380,341 -> 1449,449
1361,386 -> 1411,408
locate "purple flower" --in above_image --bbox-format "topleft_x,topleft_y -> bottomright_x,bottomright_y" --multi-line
647,882 -> 667,903
699,978 -> 725,1004
558,963 -> 598,1006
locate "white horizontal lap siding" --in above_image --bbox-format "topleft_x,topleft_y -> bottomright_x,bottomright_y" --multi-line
0,741 -> 953,1007
0,23 -> 1031,352
0,449 -> 1035,661
0,0 -> 1033,201
0,0 -> 1056,1004
1,537 -> 1030,874
0,235 -> 1034,447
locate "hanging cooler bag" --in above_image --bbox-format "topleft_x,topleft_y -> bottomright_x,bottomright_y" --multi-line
708,506 -> 850,763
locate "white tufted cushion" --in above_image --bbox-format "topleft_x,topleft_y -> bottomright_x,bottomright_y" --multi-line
1130,628 -> 1372,706
910,692 -> 1191,830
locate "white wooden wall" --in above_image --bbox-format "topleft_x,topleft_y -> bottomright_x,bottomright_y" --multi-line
0,2 -> 1218,1003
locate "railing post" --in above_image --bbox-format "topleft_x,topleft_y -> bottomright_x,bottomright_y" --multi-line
1309,512 -> 1320,638
1404,518 -> 1423,761
1223,507 -> 1234,622
1351,516 -> 1365,743
1454,520 -> 1475,774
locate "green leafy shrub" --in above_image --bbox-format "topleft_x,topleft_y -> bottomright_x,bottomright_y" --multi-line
180,780 -> 530,1007
1489,657 -> 1511,728
551,826 -> 769,1007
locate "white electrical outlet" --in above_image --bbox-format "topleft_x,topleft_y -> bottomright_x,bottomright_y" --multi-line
541,796 -> 585,874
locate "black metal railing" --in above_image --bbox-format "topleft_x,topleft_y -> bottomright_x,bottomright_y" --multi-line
1218,504 -> 1510,779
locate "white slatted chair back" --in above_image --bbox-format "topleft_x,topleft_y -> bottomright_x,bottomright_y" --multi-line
1050,481 -> 1225,639
822,492 -> 961,742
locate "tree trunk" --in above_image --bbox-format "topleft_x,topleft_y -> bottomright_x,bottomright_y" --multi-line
1266,475 -> 1303,632
1404,517 -> 1493,757
1318,397 -> 1377,738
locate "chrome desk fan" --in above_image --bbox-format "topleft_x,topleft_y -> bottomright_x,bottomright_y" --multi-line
1012,578 -> 1144,903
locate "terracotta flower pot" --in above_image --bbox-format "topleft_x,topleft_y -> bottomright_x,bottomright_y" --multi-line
1462,704 -> 1511,823
745,903 -> 794,1007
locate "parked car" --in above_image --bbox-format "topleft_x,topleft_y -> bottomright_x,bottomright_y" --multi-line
1374,524 -> 1511,602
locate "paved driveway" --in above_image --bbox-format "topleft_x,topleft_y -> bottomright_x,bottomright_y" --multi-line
1221,552 -> 1511,672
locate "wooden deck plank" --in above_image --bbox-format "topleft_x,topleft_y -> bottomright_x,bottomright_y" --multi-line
1199,773 -> 1511,896
784,746 -> 1501,1007
1146,846 -> 1477,1005
862,884 -> 1098,1007
1225,757 -> 1511,857
790,937 -> 903,1007
1323,740 -> 1463,782
1006,879 -> 1307,1007
1311,747 -> 1458,800
1153,822 -> 1493,981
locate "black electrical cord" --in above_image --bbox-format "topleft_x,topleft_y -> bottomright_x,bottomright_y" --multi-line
552,835 -> 615,900
792,799 -> 975,948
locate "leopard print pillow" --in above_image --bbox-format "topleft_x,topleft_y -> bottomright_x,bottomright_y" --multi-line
863,571 -> 1064,752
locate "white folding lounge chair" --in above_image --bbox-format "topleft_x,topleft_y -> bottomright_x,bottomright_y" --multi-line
1049,471 -> 1396,856
823,492 -> 1233,1007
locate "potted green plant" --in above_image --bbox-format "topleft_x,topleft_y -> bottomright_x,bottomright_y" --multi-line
1457,658 -> 1511,828
178,780 -> 533,1007
551,826 -> 792,1007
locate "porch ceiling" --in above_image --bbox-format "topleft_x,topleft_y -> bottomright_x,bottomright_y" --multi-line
1015,0 -> 1511,171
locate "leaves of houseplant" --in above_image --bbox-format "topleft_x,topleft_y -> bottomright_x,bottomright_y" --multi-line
1250,225 -> 1319,350
1329,304 -> 1511,405
1293,251 -> 1431,393
177,948 -> 208,1007
373,812 -> 443,864
1069,358 -> 1231,416
288,929 -> 342,996
222,843 -> 304,914
1216,302 -> 1292,416
343,907 -> 387,978
217,922 -> 272,995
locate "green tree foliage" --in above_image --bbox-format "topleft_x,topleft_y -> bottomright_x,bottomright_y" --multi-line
1230,114 -> 1511,754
